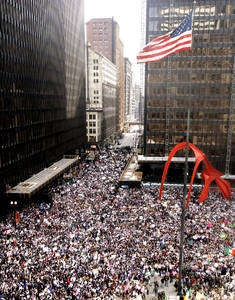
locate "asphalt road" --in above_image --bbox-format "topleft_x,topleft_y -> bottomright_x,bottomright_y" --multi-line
118,132 -> 138,148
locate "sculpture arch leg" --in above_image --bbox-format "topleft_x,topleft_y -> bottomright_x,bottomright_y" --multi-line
186,159 -> 201,209
159,142 -> 186,201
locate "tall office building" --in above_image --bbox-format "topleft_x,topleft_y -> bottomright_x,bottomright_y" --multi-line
86,18 -> 125,132
144,0 -> 235,174
0,0 -> 86,193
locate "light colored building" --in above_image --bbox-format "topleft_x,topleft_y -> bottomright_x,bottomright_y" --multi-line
86,47 -> 117,143
124,58 -> 132,121
130,83 -> 136,121
134,84 -> 144,122
86,18 -> 125,133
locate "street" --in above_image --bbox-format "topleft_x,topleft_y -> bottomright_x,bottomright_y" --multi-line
117,125 -> 142,149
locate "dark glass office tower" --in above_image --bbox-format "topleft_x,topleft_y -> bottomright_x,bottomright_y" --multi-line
144,0 -> 235,174
0,0 -> 86,192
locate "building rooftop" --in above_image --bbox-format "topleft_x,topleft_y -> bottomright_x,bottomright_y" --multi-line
7,156 -> 80,197
138,155 -> 196,163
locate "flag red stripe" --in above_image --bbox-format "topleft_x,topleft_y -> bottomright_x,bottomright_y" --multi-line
137,47 -> 191,63
137,40 -> 191,61
143,35 -> 170,51
141,33 -> 192,54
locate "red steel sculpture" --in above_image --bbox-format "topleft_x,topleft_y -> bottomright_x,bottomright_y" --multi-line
159,142 -> 231,208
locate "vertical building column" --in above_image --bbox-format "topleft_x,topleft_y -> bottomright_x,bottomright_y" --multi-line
225,55 -> 235,175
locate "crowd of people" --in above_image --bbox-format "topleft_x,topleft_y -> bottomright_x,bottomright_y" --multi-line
0,147 -> 234,299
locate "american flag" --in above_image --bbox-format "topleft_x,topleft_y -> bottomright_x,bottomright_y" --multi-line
137,10 -> 193,63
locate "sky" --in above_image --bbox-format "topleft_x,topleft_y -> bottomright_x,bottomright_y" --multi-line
84,0 -> 143,83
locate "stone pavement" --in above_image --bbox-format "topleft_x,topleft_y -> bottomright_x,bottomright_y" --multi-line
146,274 -> 178,300
113,273 -> 179,300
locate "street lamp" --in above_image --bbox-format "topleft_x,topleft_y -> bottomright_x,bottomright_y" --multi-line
10,200 -> 18,225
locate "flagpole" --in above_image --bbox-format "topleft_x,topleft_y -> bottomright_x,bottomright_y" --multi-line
177,3 -> 195,296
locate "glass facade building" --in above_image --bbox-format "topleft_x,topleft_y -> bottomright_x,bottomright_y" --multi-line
0,0 -> 86,193
145,0 -> 235,174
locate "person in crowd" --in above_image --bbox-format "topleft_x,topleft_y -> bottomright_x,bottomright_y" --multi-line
0,147 -> 233,299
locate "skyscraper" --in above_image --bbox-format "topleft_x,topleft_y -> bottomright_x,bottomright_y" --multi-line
144,0 -> 235,174
86,18 -> 125,132
0,0 -> 86,193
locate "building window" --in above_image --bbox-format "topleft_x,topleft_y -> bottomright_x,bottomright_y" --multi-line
94,79 -> 99,83
89,115 -> 92,120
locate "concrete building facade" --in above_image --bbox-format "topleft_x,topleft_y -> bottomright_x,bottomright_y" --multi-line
86,18 -> 125,133
124,58 -> 132,121
134,84 -> 144,122
86,48 -> 117,143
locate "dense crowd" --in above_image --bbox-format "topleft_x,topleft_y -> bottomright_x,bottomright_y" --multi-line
0,148 -> 234,299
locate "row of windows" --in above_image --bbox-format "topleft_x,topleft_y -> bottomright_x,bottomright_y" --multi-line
0,126 -> 82,168
149,72 -> 232,83
92,22 -> 110,27
148,45 -> 232,58
93,40 -> 109,43
149,84 -> 231,95
147,111 -> 229,120
149,4 -> 234,18
94,45 -> 109,50
0,95 -> 66,111
148,58 -> 233,70
147,123 -> 228,134
88,114 -> 96,120
149,18 -> 232,32
194,33 -> 233,43
87,122 -> 96,127
1,110 -> 65,130
149,85 -> 231,97
148,98 -> 229,108
88,128 -> 96,134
